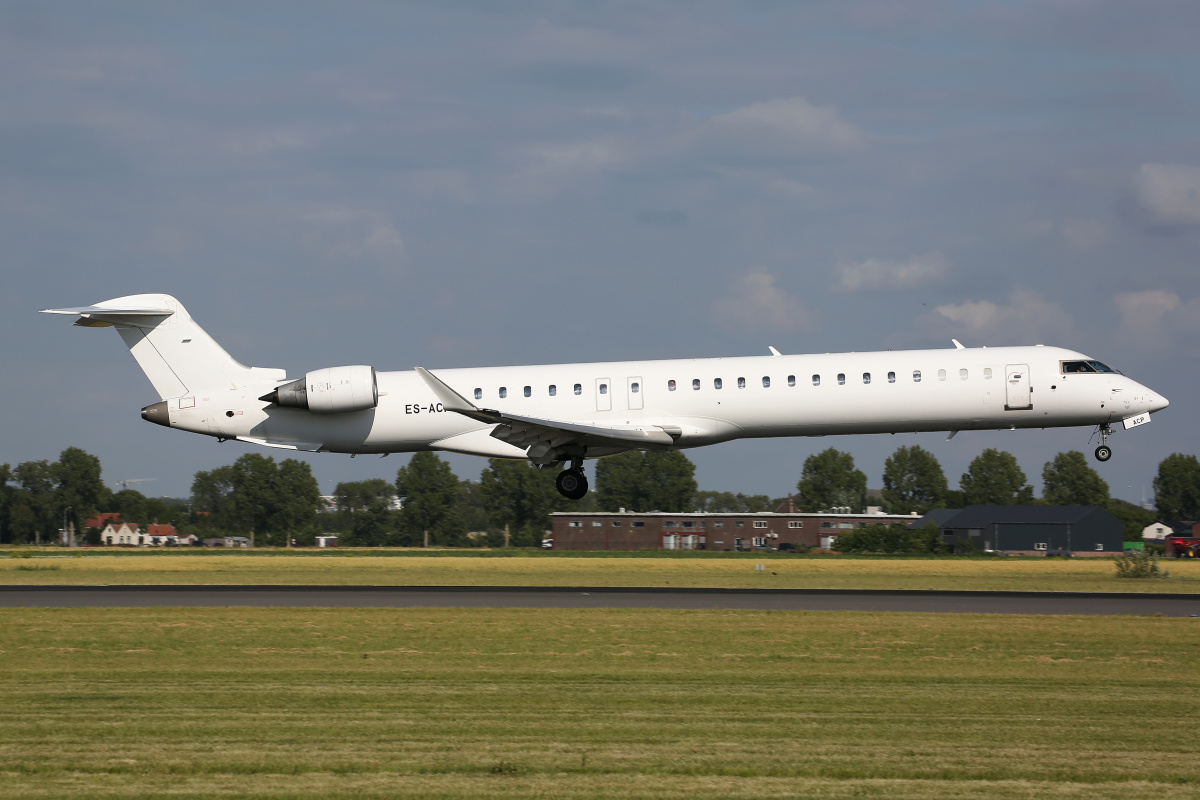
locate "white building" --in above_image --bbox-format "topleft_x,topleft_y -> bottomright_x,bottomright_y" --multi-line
1142,522 -> 1173,542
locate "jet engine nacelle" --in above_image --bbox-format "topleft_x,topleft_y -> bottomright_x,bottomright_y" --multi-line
262,365 -> 378,414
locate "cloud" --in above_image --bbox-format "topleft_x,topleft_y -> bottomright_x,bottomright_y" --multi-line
923,289 -> 1074,345
1130,163 -> 1200,230
635,209 -> 688,226
711,270 -> 818,332
303,205 -> 404,264
691,97 -> 865,161
1113,290 -> 1200,351
833,252 -> 949,292
1060,219 -> 1108,250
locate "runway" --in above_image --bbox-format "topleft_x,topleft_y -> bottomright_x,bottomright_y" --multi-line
3,585 -> 1199,616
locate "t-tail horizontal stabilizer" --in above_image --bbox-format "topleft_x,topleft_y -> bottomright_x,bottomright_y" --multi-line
42,294 -> 285,398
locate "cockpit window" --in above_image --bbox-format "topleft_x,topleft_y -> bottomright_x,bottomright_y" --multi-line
1062,360 -> 1122,375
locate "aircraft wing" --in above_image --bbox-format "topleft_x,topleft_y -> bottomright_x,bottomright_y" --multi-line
415,367 -> 678,454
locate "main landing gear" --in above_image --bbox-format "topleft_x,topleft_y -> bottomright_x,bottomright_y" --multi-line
1094,423 -> 1113,462
555,460 -> 588,500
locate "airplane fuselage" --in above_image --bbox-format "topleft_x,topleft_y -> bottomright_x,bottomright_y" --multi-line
161,344 -> 1165,458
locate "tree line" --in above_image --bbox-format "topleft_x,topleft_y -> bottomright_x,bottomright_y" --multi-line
2,445 -> 1199,546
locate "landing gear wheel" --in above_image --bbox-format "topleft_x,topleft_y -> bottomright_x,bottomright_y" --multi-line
1095,445 -> 1112,462
555,470 -> 589,500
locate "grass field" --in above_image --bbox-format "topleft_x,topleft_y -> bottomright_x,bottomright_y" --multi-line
2,549 -> 1199,593
1,607 -> 1198,799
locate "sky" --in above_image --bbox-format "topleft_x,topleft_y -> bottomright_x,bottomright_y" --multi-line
4,1 -> 1199,506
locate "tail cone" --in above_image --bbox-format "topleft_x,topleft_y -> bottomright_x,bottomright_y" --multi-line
141,401 -> 170,427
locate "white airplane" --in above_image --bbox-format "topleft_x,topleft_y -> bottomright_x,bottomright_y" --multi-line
44,294 -> 1169,499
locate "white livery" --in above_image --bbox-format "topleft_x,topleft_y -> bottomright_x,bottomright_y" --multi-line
44,294 -> 1169,499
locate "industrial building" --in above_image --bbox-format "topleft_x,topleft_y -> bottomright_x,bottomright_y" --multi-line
915,505 -> 1124,556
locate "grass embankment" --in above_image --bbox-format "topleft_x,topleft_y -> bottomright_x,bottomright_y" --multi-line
2,550 -> 1199,593
0,607 -> 1197,799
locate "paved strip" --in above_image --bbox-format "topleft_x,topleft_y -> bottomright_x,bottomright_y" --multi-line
2,586 -> 1199,616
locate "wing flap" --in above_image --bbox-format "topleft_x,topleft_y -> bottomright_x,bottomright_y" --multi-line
236,436 -> 325,452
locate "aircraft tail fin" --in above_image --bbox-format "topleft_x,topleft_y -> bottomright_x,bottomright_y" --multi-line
42,294 -> 285,399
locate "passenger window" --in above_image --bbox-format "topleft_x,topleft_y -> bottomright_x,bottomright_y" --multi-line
959,369 -> 968,380
474,388 -> 482,400
574,383 -> 582,395
549,385 -> 556,396
668,379 -> 676,391
788,375 -> 795,387
524,386 -> 531,397
692,379 -> 700,390
887,372 -> 896,383
737,377 -> 746,389
913,370 -> 922,382
838,373 -> 846,385
714,378 -> 723,389
762,376 -> 770,388
938,369 -> 947,381
984,368 -> 992,379
862,373 -> 870,385
812,374 -> 821,386
599,383 -> 608,395
631,382 -> 640,393
499,387 -> 507,398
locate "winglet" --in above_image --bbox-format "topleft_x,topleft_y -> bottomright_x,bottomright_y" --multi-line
768,346 -> 782,357
951,339 -> 965,350
414,367 -> 478,413
415,367 -> 504,424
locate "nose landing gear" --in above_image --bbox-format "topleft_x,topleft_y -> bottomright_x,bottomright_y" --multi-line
1094,424 -> 1113,462
555,458 -> 589,500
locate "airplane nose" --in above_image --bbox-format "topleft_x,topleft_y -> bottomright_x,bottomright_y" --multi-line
1150,394 -> 1169,413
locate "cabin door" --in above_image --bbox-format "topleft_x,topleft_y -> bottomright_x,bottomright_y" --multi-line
627,376 -> 643,410
1004,364 -> 1032,410
595,378 -> 611,411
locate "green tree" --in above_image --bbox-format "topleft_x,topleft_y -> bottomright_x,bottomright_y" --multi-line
881,445 -> 948,514
0,464 -> 12,543
1105,498 -> 1158,543
796,448 -> 866,512
454,480 -> 491,545
13,460 -> 56,543
190,455 -> 321,544
274,459 -> 321,544
334,479 -> 398,547
959,449 -> 1034,505
395,452 -> 462,546
190,465 -> 236,531
228,453 -> 281,542
1154,453 -> 1200,520
51,447 -> 107,534
480,459 -> 565,546
832,523 -> 945,555
694,491 -> 774,513
1041,451 -> 1109,506
595,451 -> 697,513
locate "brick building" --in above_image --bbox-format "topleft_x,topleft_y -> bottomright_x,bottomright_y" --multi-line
549,509 -> 919,551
